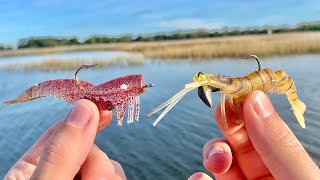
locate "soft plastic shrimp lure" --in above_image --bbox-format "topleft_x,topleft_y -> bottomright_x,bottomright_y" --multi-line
148,55 -> 306,129
3,65 -> 155,126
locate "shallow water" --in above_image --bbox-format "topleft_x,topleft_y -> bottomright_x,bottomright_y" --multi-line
0,51 -> 129,65
0,53 -> 319,179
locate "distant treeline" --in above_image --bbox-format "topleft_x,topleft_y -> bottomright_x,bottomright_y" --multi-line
0,45 -> 12,50
18,38 -> 81,49
16,23 -> 320,49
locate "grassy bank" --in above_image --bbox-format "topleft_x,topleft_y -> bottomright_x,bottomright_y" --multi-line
13,23 -> 320,49
128,32 -> 320,59
1,32 -> 320,60
2,54 -> 144,71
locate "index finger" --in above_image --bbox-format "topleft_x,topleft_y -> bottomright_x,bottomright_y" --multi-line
213,98 -> 270,179
243,91 -> 320,179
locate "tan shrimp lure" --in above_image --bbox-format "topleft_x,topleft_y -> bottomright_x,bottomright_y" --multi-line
148,55 -> 306,129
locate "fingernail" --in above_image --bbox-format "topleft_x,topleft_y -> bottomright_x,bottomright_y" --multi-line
208,147 -> 224,158
253,92 -> 274,119
67,101 -> 92,127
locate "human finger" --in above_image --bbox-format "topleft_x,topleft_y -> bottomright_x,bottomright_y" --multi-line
22,108 -> 111,164
23,120 -> 64,162
4,119 -> 64,180
202,138 -> 232,174
31,99 -> 100,180
6,100 -> 113,179
214,100 -> 271,179
243,90 -> 320,179
111,160 -> 127,180
188,172 -> 213,180
202,138 -> 245,179
80,144 -> 124,179
97,110 -> 112,132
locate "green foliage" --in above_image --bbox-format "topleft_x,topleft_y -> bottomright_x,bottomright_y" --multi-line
18,38 -> 80,49
0,44 -> 12,50
209,32 -> 223,37
295,23 -> 320,31
135,36 -> 144,41
83,36 -> 133,44
273,28 -> 293,33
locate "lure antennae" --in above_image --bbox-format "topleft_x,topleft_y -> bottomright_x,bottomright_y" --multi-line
243,55 -> 261,71
75,64 -> 97,82
143,84 -> 155,88
147,86 -> 195,117
152,94 -> 185,126
148,83 -> 201,126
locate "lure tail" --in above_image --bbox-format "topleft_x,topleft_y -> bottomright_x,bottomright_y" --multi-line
3,85 -> 41,105
3,79 -> 94,106
290,98 -> 306,128
3,98 -> 38,105
275,69 -> 306,128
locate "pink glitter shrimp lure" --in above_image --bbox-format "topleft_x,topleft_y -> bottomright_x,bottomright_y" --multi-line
3,65 -> 155,126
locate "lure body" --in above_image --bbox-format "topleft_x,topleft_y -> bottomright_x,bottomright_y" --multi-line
148,55 -> 306,129
3,66 -> 154,126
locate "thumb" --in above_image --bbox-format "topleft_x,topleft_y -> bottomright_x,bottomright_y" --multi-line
31,99 -> 100,180
243,91 -> 319,179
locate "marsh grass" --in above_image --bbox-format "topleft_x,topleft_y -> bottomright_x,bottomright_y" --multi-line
2,54 -> 144,71
1,32 -> 320,60
130,32 -> 320,60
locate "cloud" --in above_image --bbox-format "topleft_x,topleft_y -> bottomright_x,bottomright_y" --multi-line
155,18 -> 223,30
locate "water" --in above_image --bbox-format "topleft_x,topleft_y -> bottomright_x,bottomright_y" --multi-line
0,51 -> 130,65
0,53 -> 319,179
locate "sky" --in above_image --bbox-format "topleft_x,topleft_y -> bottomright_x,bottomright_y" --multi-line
0,0 -> 319,47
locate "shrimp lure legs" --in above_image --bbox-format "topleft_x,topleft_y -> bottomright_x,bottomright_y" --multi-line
148,55 -> 306,129
3,65 -> 155,126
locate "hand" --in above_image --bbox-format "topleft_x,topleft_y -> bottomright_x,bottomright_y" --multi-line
189,90 -> 320,180
5,99 -> 126,180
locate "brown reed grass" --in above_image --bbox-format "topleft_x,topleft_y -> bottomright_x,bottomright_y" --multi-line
1,32 -> 320,60
2,54 -> 144,71
128,32 -> 320,60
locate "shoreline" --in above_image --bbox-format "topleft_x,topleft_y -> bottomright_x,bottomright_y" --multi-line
1,32 -> 320,60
